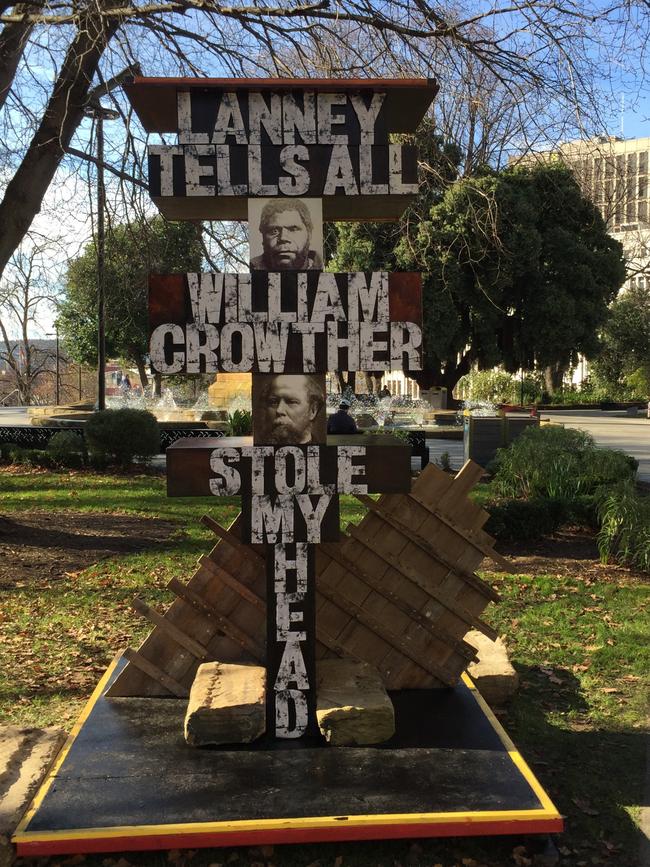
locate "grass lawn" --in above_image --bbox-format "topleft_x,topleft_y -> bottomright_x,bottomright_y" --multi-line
1,468 -> 648,867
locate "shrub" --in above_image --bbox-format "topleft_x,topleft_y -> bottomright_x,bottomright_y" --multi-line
457,369 -> 542,405
485,497 -> 568,541
225,409 -> 252,436
4,445 -> 53,468
85,409 -> 160,467
47,431 -> 86,468
489,425 -> 635,500
596,481 -> 650,573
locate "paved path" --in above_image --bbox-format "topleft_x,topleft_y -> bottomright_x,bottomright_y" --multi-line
0,407 -> 28,426
540,410 -> 650,484
425,410 -> 650,483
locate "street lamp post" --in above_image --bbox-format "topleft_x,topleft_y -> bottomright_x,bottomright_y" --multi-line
80,64 -> 141,412
55,321 -> 60,406
46,323 -> 60,406
84,104 -> 119,411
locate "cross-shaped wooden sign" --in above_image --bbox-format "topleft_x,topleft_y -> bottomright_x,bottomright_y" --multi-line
131,77 -> 437,738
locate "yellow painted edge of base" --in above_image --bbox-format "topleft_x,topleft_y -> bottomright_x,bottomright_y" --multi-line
461,672 -> 561,817
13,655 -> 122,836
14,805 -> 560,844
15,660 -> 562,845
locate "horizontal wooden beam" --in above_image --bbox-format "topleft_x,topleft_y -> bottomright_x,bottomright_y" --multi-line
345,523 -> 498,642
168,577 -> 265,662
131,597 -> 210,661
356,494 -> 500,603
121,648 -> 188,698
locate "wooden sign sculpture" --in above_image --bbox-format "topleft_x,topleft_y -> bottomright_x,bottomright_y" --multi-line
15,79 -> 565,863
107,77 -> 502,740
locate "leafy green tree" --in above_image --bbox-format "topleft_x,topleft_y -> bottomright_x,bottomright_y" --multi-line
591,284 -> 650,397
328,125 -> 462,394
59,217 -> 202,391
331,152 -> 625,398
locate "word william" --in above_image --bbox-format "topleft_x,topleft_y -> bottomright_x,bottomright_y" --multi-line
149,271 -> 422,374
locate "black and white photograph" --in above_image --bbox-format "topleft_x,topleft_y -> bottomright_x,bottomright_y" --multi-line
252,373 -> 326,445
249,198 -> 323,270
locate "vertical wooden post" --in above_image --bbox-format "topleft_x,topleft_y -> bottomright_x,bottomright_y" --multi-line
248,199 -> 325,738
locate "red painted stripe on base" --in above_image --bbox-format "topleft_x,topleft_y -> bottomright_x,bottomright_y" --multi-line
17,816 -> 564,857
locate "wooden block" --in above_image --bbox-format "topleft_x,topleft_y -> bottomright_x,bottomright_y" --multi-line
316,659 -> 395,746
466,631 -> 520,707
184,662 -> 266,746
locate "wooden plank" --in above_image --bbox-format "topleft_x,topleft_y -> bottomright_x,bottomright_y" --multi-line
201,514 -> 264,560
355,494 -> 500,603
412,463 -> 488,530
168,577 -> 265,661
131,598 -> 210,660
345,524 -> 498,641
121,648 -> 188,698
371,492 -> 488,599
108,515 -> 263,696
408,490 -> 514,573
316,581 -> 457,685
318,543 -> 478,662
199,555 -> 266,611
449,459 -> 484,498
170,442 -> 411,498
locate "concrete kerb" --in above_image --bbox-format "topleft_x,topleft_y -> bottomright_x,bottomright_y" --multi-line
0,726 -> 66,867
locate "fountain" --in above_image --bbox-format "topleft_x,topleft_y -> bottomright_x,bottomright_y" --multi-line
327,393 -> 432,430
462,399 -> 499,417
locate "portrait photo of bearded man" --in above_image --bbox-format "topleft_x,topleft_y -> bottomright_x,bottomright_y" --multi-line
253,374 -> 326,445
250,199 -> 323,271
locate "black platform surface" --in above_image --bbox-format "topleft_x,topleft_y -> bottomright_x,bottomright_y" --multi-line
15,656 -> 562,855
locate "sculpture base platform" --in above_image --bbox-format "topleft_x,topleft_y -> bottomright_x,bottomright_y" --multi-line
15,656 -> 562,856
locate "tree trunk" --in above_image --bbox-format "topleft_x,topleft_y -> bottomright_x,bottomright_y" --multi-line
134,356 -> 148,391
153,372 -> 162,398
410,349 -> 474,407
0,7 -> 118,280
0,5 -> 36,113
543,363 -> 565,395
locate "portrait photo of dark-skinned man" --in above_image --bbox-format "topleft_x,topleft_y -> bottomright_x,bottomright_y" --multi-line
253,374 -> 326,445
249,199 -> 323,271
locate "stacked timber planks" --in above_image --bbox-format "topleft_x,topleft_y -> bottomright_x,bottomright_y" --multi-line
107,459 -> 510,697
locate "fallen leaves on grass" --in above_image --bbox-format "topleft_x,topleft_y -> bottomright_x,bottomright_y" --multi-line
539,666 -> 564,685
512,845 -> 532,866
572,797 -> 600,816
